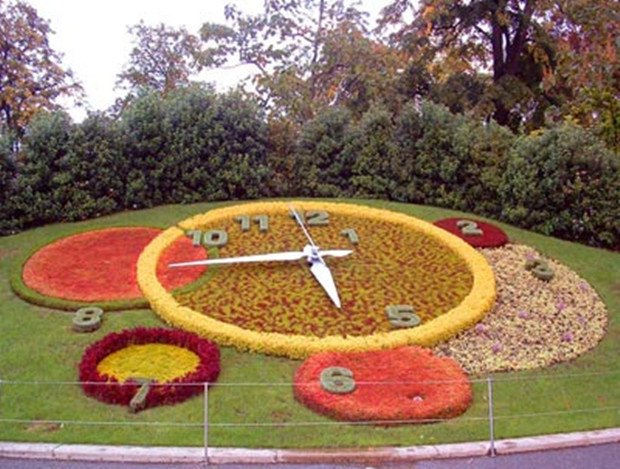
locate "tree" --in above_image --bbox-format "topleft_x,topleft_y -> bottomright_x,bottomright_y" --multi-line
543,0 -> 619,150
117,21 -> 203,95
200,0 -> 401,121
379,0 -> 617,129
0,0 -> 81,144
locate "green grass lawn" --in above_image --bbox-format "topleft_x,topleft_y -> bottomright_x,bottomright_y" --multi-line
0,199 -> 618,448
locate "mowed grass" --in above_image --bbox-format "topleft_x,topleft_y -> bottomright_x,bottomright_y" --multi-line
0,199 -> 618,448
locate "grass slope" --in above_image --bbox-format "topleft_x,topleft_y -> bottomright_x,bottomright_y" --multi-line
0,199 -> 618,447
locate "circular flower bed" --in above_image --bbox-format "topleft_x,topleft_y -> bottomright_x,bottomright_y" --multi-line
294,347 -> 472,423
79,327 -> 220,409
434,244 -> 609,373
137,201 -> 496,359
22,227 -> 206,303
433,218 -> 508,248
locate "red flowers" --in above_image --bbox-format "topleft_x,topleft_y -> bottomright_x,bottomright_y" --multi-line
434,218 -> 508,248
294,347 -> 472,423
22,227 -> 205,302
79,327 -> 220,410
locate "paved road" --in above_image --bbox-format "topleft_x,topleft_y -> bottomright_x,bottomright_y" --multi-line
1,442 -> 619,469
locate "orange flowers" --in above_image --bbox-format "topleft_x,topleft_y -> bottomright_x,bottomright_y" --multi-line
294,347 -> 472,423
22,227 -> 205,302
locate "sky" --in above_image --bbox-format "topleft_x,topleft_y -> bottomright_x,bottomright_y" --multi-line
25,0 -> 393,121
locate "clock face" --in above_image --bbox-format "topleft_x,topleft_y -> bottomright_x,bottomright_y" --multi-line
138,202 -> 495,358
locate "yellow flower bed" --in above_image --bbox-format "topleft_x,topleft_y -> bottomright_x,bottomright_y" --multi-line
138,201 -> 496,359
96,344 -> 200,383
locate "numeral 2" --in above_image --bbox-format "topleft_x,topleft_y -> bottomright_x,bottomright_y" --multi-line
290,210 -> 329,225
456,219 -> 483,236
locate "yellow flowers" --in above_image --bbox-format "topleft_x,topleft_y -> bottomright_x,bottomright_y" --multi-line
97,344 -> 200,383
137,201 -> 496,359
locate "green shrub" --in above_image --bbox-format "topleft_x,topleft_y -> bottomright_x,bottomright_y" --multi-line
120,86 -> 270,206
348,105 -> 398,198
0,134 -> 19,234
295,106 -> 354,197
13,111 -> 73,227
499,123 -> 619,249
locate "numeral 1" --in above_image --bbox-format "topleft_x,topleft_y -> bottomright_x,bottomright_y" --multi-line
341,228 -> 359,244
186,230 -> 203,247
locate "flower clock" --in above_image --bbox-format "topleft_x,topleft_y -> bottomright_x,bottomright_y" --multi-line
79,328 -> 220,411
137,201 -> 496,359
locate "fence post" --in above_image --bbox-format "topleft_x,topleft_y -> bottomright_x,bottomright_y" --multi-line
204,382 -> 209,465
487,376 -> 496,457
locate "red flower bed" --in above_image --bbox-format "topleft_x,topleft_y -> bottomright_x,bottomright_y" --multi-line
79,327 -> 220,410
294,347 -> 472,423
22,227 -> 206,302
433,218 -> 508,248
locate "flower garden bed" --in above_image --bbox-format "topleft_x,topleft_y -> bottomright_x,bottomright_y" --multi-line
137,201 -> 496,359
433,244 -> 609,373
433,218 -> 509,248
79,327 -> 220,410
294,347 -> 472,423
20,227 -> 206,307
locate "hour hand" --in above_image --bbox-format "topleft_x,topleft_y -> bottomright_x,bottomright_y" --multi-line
169,251 -> 307,267
309,260 -> 342,308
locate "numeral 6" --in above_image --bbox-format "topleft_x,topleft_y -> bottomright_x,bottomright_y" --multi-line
320,366 -> 356,394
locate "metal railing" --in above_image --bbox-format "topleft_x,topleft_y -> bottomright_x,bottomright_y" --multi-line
1,370 -> 618,463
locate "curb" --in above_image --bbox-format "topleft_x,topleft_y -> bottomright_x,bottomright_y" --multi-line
1,428 -> 619,464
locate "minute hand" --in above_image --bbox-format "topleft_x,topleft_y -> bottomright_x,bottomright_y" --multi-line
169,248 -> 352,268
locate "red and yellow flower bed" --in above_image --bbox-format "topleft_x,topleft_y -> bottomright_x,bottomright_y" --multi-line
137,201 -> 496,359
294,347 -> 472,423
174,212 -> 473,337
433,218 -> 508,248
79,327 -> 220,409
21,227 -> 206,303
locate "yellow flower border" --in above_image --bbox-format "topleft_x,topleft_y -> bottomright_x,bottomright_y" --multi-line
137,201 -> 496,359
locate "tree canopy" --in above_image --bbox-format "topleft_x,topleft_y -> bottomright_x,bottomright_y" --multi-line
116,21 -> 204,96
379,0 -> 619,134
0,0 -> 81,143
199,0 -> 404,121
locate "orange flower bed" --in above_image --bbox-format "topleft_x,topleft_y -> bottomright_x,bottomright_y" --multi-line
22,227 -> 206,302
294,347 -> 472,423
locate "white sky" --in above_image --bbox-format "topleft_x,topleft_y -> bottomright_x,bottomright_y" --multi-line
26,0 -> 393,121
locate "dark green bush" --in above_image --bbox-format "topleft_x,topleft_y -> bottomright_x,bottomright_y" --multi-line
57,113 -> 125,220
13,111 -> 73,228
0,134 -> 19,234
294,107 -> 354,197
499,123 -> 619,249
120,86 -> 270,207
348,105 -> 398,198
391,101 -> 514,216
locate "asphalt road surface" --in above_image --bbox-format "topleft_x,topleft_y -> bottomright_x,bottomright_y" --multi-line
1,442 -> 619,469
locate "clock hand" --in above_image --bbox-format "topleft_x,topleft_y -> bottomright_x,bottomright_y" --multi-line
169,248 -> 353,268
309,259 -> 342,309
169,251 -> 306,267
289,205 -> 318,248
